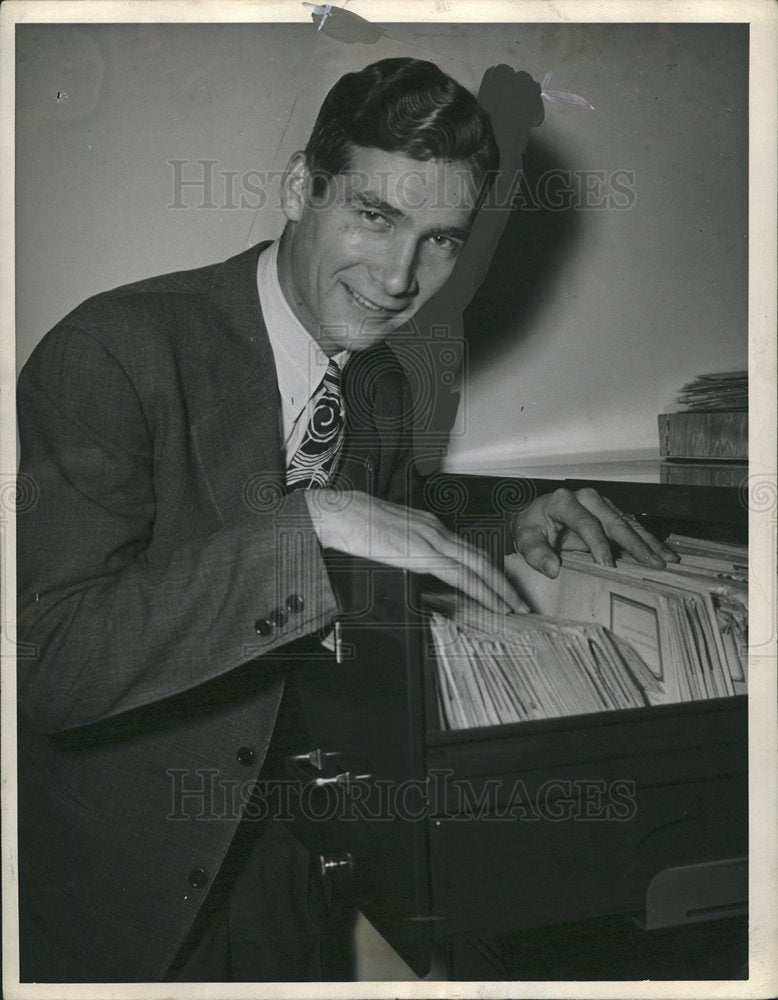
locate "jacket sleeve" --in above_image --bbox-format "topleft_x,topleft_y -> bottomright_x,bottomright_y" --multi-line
16,326 -> 339,734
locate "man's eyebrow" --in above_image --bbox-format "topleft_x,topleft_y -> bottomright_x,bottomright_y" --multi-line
350,190 -> 471,242
349,190 -> 406,220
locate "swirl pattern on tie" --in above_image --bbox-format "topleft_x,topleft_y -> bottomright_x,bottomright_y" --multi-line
286,359 -> 345,490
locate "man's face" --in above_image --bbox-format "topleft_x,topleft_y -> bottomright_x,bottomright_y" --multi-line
277,145 -> 481,353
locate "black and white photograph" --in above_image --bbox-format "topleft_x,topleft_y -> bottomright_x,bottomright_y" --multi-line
2,0 -> 776,995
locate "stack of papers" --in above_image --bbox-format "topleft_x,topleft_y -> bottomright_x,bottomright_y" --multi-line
426,535 -> 747,732
425,594 -> 662,730
505,534 -> 747,708
674,370 -> 748,411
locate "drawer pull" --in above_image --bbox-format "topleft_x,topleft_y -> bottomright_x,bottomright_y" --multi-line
287,747 -> 329,770
286,748 -> 373,787
310,769 -> 372,788
318,852 -> 354,878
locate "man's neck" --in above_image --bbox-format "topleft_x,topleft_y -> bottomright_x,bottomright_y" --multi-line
276,226 -> 339,357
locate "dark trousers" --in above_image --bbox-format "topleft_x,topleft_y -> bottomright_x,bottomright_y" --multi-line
164,670 -> 355,982
164,817 -> 351,982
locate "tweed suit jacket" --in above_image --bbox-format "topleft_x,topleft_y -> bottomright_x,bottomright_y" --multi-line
16,242 -> 423,981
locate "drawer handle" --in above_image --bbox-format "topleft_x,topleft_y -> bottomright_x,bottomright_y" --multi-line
309,770 -> 372,788
287,747 -> 330,770
285,748 -> 373,787
319,852 -> 354,878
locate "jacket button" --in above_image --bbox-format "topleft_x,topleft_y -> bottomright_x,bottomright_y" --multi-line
285,594 -> 304,614
254,618 -> 273,636
188,868 -> 209,888
236,746 -> 255,766
270,608 -> 286,628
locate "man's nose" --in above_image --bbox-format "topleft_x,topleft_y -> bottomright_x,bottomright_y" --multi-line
371,236 -> 419,298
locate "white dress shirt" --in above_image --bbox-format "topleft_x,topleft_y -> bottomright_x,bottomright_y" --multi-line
256,239 -> 349,470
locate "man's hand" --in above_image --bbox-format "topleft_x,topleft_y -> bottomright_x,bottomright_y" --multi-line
509,487 -> 680,579
304,489 -> 527,614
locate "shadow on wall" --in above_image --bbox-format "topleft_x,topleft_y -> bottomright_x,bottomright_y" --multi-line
464,135 -> 583,373
399,133 -> 582,474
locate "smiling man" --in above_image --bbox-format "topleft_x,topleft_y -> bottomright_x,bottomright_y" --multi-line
278,148 -> 479,348
16,57 -> 675,984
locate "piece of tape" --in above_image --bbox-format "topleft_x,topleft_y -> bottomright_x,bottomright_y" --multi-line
302,4 -> 383,45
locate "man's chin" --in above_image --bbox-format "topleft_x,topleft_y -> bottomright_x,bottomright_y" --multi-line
326,316 -> 406,352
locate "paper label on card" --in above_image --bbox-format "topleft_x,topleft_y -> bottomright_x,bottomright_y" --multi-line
610,595 -> 663,680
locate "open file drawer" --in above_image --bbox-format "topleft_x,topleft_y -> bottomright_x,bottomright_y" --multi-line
281,558 -> 748,978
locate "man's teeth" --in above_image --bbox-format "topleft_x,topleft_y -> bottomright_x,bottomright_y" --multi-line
348,286 -> 384,311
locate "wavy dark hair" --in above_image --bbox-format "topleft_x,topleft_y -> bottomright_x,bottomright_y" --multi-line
304,58 -> 499,195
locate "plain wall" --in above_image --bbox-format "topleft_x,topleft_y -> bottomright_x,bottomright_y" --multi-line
15,21 -> 748,470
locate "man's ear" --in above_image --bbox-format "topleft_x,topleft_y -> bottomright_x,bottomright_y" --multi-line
280,151 -> 308,222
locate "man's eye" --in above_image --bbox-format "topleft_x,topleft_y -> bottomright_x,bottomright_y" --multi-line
359,210 -> 390,228
428,234 -> 460,253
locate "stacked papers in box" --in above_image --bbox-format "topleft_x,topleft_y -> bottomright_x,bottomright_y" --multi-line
425,535 -> 747,732
424,594 -> 662,731
504,534 -> 747,707
674,370 -> 748,411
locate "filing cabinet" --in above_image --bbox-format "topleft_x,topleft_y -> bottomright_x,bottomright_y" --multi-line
277,478 -> 748,978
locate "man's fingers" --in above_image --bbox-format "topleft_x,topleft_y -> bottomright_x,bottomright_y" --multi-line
512,525 -> 562,579
589,508 -> 660,567
592,495 -> 675,566
312,492 -> 528,614
618,517 -> 679,564
430,528 -> 529,612
508,487 -> 683,579
599,497 -> 680,563
555,488 -> 664,568
428,557 -> 516,615
553,488 -> 679,568
546,491 -> 616,567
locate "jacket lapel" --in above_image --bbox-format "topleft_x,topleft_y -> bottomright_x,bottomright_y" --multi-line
190,242 -> 288,527
190,241 -> 389,520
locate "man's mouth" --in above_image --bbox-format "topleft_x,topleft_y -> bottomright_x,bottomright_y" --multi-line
342,282 -> 405,315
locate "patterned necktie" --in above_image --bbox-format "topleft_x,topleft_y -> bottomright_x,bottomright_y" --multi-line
286,359 -> 345,490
